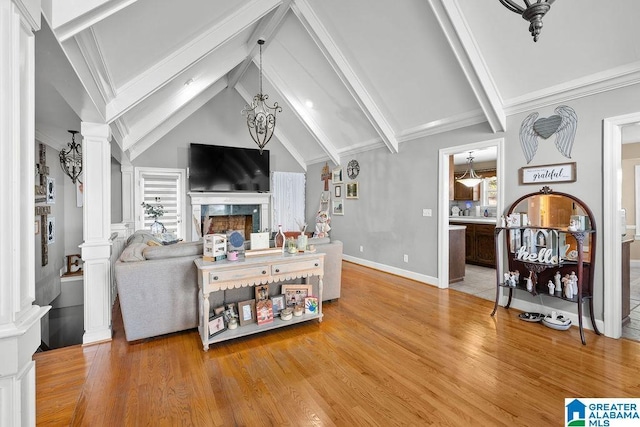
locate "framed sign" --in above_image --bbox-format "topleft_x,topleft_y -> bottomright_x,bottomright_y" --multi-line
519,162 -> 576,185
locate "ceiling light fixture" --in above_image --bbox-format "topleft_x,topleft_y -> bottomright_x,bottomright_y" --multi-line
499,0 -> 555,42
456,152 -> 483,188
241,38 -> 282,154
59,130 -> 82,184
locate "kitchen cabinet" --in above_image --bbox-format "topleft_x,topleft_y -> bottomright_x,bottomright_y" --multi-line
453,173 -> 479,201
461,222 -> 496,268
449,226 -> 466,283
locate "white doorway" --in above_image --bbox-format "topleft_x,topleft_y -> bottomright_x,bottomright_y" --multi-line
438,138 -> 505,288
603,112 -> 640,338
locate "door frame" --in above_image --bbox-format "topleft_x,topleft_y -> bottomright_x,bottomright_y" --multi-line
602,112 -> 640,338
438,138 -> 505,288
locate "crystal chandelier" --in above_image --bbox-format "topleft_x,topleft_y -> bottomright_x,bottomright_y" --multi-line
456,152 -> 483,188
499,0 -> 555,42
241,38 -> 282,153
59,130 -> 82,184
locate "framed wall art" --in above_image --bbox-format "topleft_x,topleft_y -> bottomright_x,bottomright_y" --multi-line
519,162 -> 576,185
346,182 -> 359,199
332,199 -> 344,216
334,185 -> 342,198
332,167 -> 343,183
47,216 -> 55,244
46,176 -> 55,204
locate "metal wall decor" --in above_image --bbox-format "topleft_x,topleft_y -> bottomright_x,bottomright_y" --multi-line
519,105 -> 577,164
59,130 -> 82,183
499,0 -> 555,42
241,38 -> 282,153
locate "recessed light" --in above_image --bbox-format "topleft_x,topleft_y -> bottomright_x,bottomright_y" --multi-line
305,100 -> 313,108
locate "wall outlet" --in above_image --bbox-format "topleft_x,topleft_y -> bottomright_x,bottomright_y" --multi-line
403,254 -> 408,263
359,245 -> 364,252
422,208 -> 432,217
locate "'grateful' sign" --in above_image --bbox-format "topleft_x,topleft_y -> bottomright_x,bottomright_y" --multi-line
519,162 -> 576,185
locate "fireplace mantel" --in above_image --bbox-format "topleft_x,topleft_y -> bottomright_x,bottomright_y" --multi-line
189,192 -> 271,241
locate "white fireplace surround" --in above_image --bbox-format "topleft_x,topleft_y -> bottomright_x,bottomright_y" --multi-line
189,192 -> 271,241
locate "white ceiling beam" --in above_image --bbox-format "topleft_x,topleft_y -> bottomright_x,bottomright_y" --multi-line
105,0 -> 282,123
291,0 -> 399,154
227,0 -> 293,89
236,83 -> 308,171
428,0 -> 506,133
122,51 -> 246,151
45,0 -> 140,42
129,79 -> 229,161
261,62 -> 341,166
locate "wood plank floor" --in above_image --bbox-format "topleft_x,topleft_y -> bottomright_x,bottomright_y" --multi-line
35,261 -> 640,426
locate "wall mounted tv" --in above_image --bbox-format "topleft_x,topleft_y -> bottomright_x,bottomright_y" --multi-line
189,143 -> 270,192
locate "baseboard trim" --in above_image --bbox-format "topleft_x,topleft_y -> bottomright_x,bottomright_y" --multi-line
342,255 -> 439,287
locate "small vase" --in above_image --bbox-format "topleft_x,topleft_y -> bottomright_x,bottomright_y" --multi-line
150,220 -> 165,234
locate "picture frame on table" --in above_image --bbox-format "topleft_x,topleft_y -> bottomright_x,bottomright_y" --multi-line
255,284 -> 269,302
281,284 -> 313,307
237,299 -> 256,326
256,299 -> 274,325
334,185 -> 342,198
208,314 -> 226,338
332,199 -> 344,216
271,294 -> 286,317
332,167 -> 343,183
346,182 -> 359,199
304,296 -> 319,314
223,303 -> 238,323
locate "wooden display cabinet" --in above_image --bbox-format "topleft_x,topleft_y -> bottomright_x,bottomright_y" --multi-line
491,187 -> 600,345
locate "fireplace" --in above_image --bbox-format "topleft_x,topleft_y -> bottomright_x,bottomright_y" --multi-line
189,193 -> 271,241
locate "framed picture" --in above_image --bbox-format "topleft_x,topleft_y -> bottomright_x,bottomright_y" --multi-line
519,162 -> 576,185
334,185 -> 342,198
255,284 -> 269,301
332,199 -> 344,216
47,216 -> 55,244
256,299 -> 274,325
281,284 -> 313,307
304,296 -> 319,314
223,303 -> 238,323
346,182 -> 359,199
46,176 -> 55,204
237,299 -> 256,326
208,314 -> 226,338
271,294 -> 286,316
332,167 -> 343,183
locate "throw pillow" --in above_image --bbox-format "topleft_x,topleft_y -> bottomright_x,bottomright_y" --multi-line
119,242 -> 148,262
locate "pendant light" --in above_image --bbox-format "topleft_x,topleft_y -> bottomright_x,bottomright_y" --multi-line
456,152 -> 483,188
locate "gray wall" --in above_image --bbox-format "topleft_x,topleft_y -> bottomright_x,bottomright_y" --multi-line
307,82 -> 640,321
111,157 -> 122,223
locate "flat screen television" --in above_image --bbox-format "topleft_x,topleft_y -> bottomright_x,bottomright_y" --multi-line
189,143 -> 270,192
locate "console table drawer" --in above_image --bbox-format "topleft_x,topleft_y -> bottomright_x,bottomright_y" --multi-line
208,265 -> 269,283
271,258 -> 322,275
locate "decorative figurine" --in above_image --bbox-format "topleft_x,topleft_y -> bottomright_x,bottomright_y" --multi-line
568,219 -> 578,232
500,215 -> 506,228
547,280 -> 554,295
554,271 -> 562,293
563,274 -> 573,299
569,271 -> 578,295
526,272 -> 534,292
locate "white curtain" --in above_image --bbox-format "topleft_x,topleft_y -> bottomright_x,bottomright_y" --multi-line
271,171 -> 306,232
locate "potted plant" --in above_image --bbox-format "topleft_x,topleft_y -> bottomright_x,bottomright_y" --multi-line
141,202 -> 166,234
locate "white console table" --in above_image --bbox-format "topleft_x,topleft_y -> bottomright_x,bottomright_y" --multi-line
194,252 -> 325,351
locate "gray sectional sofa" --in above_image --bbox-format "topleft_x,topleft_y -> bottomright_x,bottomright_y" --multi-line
114,231 -> 343,341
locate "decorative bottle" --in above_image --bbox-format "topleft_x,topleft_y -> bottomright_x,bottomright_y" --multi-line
276,225 -> 286,254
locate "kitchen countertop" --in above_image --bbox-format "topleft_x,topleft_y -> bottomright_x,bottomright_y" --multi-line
449,216 -> 497,225
449,225 -> 467,230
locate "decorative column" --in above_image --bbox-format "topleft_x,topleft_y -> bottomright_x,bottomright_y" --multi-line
0,0 -> 47,425
80,122 -> 113,344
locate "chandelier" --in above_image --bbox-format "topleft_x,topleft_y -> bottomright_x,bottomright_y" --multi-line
456,152 -> 483,188
499,0 -> 555,42
59,130 -> 82,184
241,38 -> 282,153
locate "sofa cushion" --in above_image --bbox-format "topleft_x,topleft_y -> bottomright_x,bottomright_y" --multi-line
119,242 -> 148,262
143,241 -> 203,260
126,230 -> 163,246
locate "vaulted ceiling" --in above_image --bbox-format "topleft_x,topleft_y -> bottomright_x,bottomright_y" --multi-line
36,0 -> 640,169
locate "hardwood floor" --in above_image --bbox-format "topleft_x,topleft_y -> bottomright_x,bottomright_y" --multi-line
35,261 -> 640,426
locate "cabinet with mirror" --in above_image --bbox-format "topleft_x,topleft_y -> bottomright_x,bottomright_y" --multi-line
491,186 -> 600,344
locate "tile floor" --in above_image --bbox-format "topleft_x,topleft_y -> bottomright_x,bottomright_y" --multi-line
451,263 -> 640,343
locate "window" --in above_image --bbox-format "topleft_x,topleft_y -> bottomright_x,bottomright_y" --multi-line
134,167 -> 186,239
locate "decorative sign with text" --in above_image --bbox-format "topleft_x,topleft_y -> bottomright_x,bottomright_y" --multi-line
519,162 -> 576,185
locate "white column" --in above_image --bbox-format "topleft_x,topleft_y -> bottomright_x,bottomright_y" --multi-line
80,122 -> 113,345
0,0 -> 47,426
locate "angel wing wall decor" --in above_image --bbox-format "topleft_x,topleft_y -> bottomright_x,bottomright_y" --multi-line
519,105 -> 578,164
